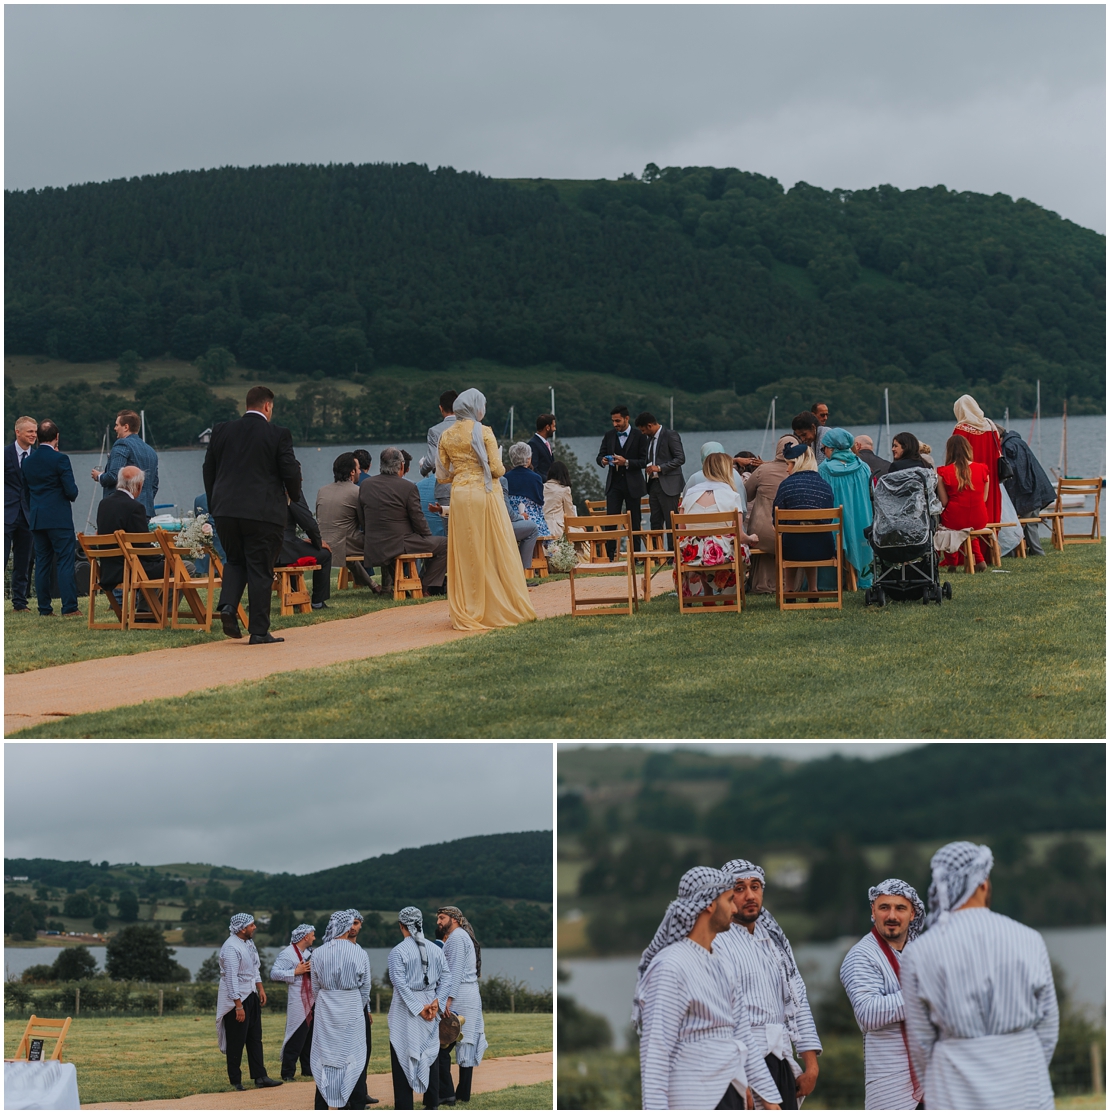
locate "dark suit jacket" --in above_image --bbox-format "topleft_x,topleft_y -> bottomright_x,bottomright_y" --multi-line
596,427 -> 648,498
202,413 -> 302,527
357,474 -> 433,566
281,494 -> 323,553
95,489 -> 152,589
5,443 -> 32,526
526,434 -> 555,482
857,449 -> 890,478
645,428 -> 686,497
21,445 -> 78,531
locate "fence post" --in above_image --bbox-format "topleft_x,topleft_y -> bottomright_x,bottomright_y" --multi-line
74,987 -> 80,1017
375,993 -> 381,1015
158,989 -> 164,1017
509,993 -> 514,1014
1092,1041 -> 1103,1095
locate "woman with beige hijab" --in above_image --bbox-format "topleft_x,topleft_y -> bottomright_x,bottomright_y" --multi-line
743,434 -> 797,594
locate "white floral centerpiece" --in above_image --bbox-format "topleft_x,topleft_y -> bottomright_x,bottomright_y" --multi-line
546,535 -> 579,573
174,513 -> 215,559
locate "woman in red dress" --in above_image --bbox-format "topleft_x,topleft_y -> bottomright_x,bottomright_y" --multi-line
952,394 -> 1003,525
937,434 -> 991,570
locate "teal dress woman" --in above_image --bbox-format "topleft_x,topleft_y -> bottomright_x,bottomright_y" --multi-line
818,427 -> 874,589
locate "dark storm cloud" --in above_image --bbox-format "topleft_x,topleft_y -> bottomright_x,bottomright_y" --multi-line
4,743 -> 552,874
4,6 -> 1104,231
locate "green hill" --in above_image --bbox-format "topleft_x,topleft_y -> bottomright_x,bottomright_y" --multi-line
4,162 -> 1104,449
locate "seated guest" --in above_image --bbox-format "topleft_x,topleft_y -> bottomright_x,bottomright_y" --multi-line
743,435 -> 796,594
918,441 -> 937,469
96,465 -> 162,592
359,447 -> 447,595
353,449 -> 373,484
279,490 -> 333,610
773,444 -> 836,599
682,442 -> 748,514
887,432 -> 928,473
936,434 -> 990,572
733,450 -> 761,475
505,443 -> 545,504
818,429 -> 873,589
851,435 -> 890,478
542,461 -> 575,539
315,452 -> 381,591
499,476 -> 544,571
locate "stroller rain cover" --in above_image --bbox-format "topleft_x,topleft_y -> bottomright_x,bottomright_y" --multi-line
871,467 -> 943,548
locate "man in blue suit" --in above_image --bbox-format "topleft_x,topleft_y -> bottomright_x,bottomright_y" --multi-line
5,415 -> 37,612
20,419 -> 80,617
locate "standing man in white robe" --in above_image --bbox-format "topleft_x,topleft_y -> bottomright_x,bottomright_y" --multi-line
633,866 -> 782,1110
434,906 -> 488,1104
215,913 -> 282,1091
389,906 -> 449,1110
270,923 -> 317,1084
310,909 -> 376,1111
714,859 -> 821,1109
902,841 -> 1059,1110
839,879 -> 926,1109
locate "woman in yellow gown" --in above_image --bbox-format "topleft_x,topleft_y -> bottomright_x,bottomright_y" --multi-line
436,389 -> 538,631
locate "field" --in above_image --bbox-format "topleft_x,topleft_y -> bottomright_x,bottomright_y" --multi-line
10,541 -> 1105,738
3,1013 -> 551,1106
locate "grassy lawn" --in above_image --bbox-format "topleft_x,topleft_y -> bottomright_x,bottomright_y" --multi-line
3,1012 -> 551,1105
11,544 -> 1104,738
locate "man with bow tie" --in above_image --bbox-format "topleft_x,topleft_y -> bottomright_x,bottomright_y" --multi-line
596,405 -> 649,558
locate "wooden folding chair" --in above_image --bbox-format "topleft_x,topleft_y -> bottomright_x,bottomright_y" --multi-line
207,551 -> 249,627
76,533 -> 126,629
632,529 -> 670,601
672,510 -> 746,615
585,499 -> 608,516
1039,478 -> 1103,549
115,531 -> 170,629
564,513 -> 638,616
962,527 -> 1002,573
273,564 -> 318,615
153,528 -> 216,631
12,1015 -> 72,1061
774,507 -> 844,610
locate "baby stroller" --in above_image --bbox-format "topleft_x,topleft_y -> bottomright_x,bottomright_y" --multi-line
864,467 -> 952,606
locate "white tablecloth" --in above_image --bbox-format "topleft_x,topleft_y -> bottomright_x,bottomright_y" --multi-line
4,1060 -> 80,1110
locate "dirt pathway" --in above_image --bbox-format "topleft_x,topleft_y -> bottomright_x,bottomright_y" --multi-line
6,573 -> 672,734
80,1051 -> 552,1109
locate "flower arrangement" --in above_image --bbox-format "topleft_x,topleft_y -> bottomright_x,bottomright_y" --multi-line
546,535 -> 580,573
174,513 -> 215,559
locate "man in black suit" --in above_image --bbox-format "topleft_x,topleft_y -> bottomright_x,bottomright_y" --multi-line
596,405 -> 648,557
527,413 -> 556,483
5,415 -> 37,612
95,466 -> 163,593
636,412 -> 686,549
203,385 -> 302,644
851,435 -> 890,478
278,492 -> 333,609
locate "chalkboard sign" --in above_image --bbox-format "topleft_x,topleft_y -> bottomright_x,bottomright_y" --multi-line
28,1038 -> 44,1061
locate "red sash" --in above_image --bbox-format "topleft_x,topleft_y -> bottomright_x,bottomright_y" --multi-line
870,927 -> 922,1103
294,944 -> 314,1022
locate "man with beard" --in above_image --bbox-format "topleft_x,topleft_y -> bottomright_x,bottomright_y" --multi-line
714,860 -> 821,1109
633,867 -> 781,1110
216,913 -> 282,1091
435,907 -> 488,1105
270,923 -> 317,1084
839,880 -> 926,1109
902,842 -> 1058,1109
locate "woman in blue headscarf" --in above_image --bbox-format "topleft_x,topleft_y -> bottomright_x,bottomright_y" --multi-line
818,428 -> 873,589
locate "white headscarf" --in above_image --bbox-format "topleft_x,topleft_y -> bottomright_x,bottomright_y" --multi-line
452,388 -> 493,491
953,394 -> 997,433
868,878 -> 925,941
927,841 -> 993,929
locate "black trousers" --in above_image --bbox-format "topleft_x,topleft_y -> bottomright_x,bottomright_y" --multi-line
391,1041 -> 440,1110
437,1042 -> 474,1104
764,1054 -> 798,1110
282,1017 -> 313,1079
647,481 -> 680,550
223,992 -> 268,1085
5,512 -> 33,609
313,1012 -> 373,1109
279,538 -> 333,604
717,1083 -> 746,1109
605,478 -> 642,557
215,516 -> 284,636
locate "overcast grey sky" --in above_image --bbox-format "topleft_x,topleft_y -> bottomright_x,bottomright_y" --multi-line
5,5 -> 1105,232
4,743 -> 552,875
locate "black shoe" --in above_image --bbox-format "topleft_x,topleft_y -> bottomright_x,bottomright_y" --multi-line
366,1099 -> 380,1106
12,607 -> 29,613
427,586 -> 446,596
311,601 -> 327,610
248,632 -> 285,645
256,1077 -> 284,1088
233,1083 -> 245,1091
281,1076 -> 296,1082
220,608 -> 242,639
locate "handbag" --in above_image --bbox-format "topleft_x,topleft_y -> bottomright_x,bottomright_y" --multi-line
997,456 -> 1015,482
439,1011 -> 464,1048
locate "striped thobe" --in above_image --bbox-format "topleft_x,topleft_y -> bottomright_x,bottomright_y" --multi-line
901,908 -> 1058,1110
215,934 -> 262,1053
639,937 -> 777,1110
270,943 -> 313,1058
839,933 -> 918,1109
388,936 -> 449,1094
440,929 -> 488,1068
309,940 -> 372,1109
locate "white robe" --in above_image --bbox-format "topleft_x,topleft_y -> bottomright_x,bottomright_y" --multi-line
270,942 -> 313,1057
215,934 -> 261,1054
440,929 -> 488,1068
388,935 -> 449,1094
309,939 -> 371,1109
901,907 -> 1058,1110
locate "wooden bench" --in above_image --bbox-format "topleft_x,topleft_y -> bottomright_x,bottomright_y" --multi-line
337,554 -> 367,589
273,564 -> 318,615
394,553 -> 432,600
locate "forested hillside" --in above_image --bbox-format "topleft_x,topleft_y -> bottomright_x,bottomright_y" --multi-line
5,162 -> 1103,447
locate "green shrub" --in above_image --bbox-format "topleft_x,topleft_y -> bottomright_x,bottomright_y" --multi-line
558,994 -> 612,1050
21,964 -> 56,984
192,983 -> 218,1012
263,983 -> 288,1012
4,983 -> 33,1012
557,1051 -> 641,1110
480,976 -> 553,1013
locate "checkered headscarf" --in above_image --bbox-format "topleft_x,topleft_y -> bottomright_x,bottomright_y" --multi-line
928,841 -> 993,929
868,878 -> 925,941
290,923 -> 315,945
228,913 -> 255,935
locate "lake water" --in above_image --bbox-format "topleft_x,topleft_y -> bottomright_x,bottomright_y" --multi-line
66,415 -> 1104,533
560,924 -> 1105,1049
4,945 -> 553,991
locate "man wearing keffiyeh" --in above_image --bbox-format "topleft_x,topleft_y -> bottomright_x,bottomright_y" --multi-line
270,923 -> 317,1083
434,906 -> 487,1105
714,860 -> 821,1109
